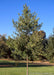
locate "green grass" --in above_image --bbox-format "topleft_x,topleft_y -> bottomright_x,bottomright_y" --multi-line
0,67 -> 26,75
0,60 -> 54,75
0,66 -> 54,75
29,66 -> 54,75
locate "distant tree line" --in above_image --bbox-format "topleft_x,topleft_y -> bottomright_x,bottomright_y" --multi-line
0,4 -> 54,62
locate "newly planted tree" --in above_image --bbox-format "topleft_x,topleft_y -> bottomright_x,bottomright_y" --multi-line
10,4 -> 42,75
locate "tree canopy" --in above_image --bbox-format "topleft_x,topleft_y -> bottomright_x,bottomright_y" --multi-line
11,4 -> 43,60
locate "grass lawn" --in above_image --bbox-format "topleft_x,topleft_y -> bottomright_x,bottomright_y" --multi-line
0,66 -> 54,75
0,59 -> 54,75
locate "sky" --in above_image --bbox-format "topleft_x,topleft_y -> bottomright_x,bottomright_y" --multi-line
0,0 -> 54,38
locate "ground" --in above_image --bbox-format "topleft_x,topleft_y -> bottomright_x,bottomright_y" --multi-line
0,59 -> 54,75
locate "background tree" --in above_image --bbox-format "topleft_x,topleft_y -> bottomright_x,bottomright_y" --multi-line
27,30 -> 47,61
0,34 -> 11,58
46,28 -> 54,62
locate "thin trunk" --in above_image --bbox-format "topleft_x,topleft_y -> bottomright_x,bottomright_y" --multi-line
27,55 -> 28,75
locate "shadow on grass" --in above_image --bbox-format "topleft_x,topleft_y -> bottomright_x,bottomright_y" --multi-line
0,63 -> 53,68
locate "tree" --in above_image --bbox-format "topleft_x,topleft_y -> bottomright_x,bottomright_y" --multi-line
0,34 -> 11,58
46,28 -> 54,62
12,4 -> 42,75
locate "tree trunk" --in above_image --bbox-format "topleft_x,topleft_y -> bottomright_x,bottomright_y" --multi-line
27,55 -> 28,75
